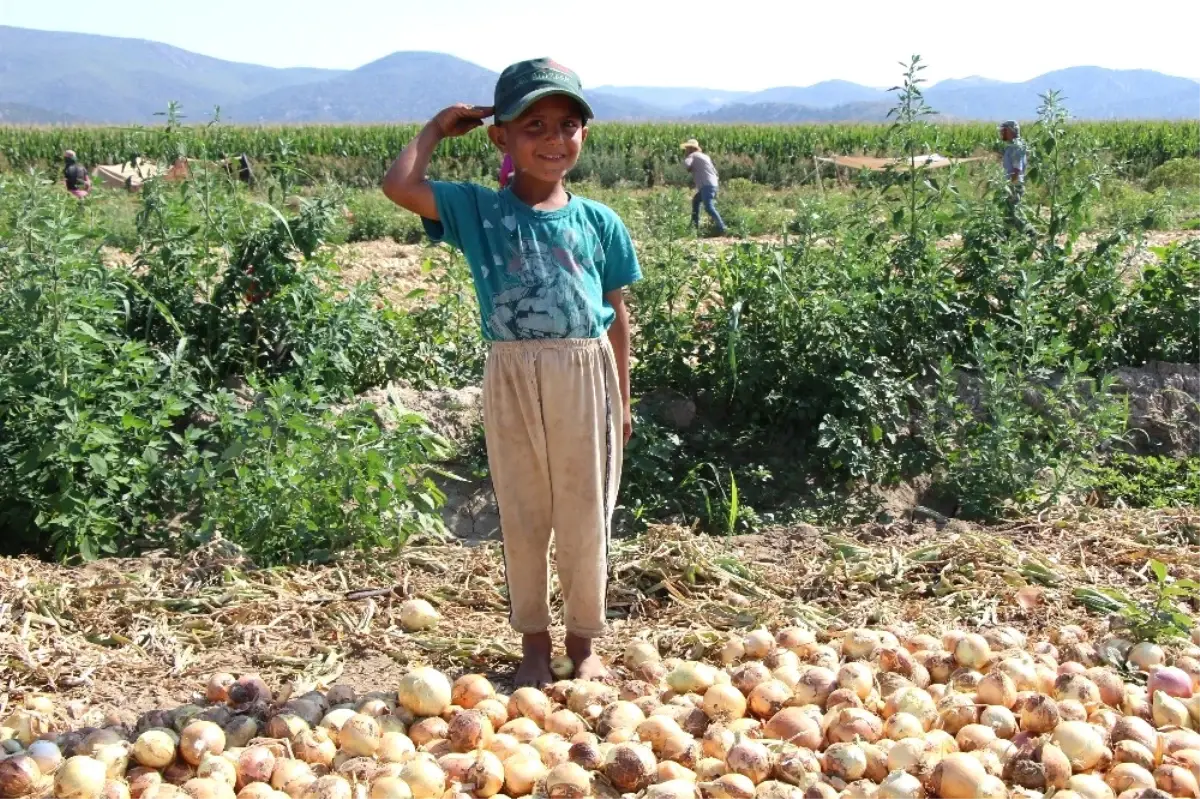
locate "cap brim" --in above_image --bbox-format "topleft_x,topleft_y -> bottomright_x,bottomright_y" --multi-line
497,87 -> 594,123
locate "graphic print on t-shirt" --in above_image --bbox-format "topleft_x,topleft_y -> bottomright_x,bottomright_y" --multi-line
489,225 -> 599,340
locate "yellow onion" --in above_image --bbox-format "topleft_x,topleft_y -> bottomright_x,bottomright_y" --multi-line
397,669 -> 452,718
1052,720 -> 1109,772
976,671 -> 1017,709
667,663 -> 718,695
930,752 -> 989,799
882,713 -> 925,741
659,760 -> 697,783
0,754 -> 41,799
936,694 -> 977,735
703,686 -> 748,722
748,682 -> 792,720
827,708 -> 882,744
624,641 -> 661,671
451,675 -> 495,710
448,710 -> 494,753
177,722 -> 225,769
410,715 -> 451,748
955,724 -> 996,753
233,746 -> 275,789
821,743 -> 866,782
875,770 -> 923,799
1105,762 -> 1156,794
836,663 -> 874,701
762,709 -> 820,750
886,738 -> 934,775
883,688 -> 936,731
776,628 -> 817,657
791,668 -> 835,708
725,740 -> 772,785
290,730 -> 335,767
505,689 -> 548,728
696,758 -> 729,781
1128,643 -> 1165,673
701,725 -> 736,761
55,756 -> 108,799
462,750 -> 504,797
196,752 -> 237,787
1004,739 -> 1070,792
1064,773 -> 1113,799
398,756 -> 445,799
699,773 -> 756,799
1153,764 -> 1199,797
750,780 -> 801,799
978,705 -> 1018,739
180,777 -> 235,798
731,664 -> 773,697
543,762 -> 591,799
1019,693 -> 1061,734
596,701 -> 644,738
842,630 -> 880,661
743,630 -> 777,661
398,599 -> 441,632
502,753 -> 545,797
134,730 -> 177,769
1153,690 -> 1190,728
721,639 -> 747,667
604,743 -> 656,793
369,776 -> 414,799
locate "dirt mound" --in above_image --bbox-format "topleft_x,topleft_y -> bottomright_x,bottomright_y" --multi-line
1115,360 -> 1200,457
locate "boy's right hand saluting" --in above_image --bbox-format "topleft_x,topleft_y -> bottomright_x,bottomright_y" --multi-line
432,104 -> 494,138
382,104 -> 492,220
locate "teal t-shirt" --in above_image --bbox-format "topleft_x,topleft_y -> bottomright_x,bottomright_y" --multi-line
421,182 -> 642,341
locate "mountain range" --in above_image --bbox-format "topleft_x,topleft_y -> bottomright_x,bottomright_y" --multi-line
2,25 -> 1197,125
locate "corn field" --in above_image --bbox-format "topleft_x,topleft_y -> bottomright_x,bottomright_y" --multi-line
2,121 -> 1195,187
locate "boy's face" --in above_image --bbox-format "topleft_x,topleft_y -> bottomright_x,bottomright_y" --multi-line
1001,128 -> 1014,141
489,94 -> 588,185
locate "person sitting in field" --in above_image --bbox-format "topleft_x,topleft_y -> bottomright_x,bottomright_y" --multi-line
681,138 -> 726,235
63,150 -> 91,199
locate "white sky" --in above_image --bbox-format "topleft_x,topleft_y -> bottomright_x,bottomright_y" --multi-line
3,0 -> 1199,89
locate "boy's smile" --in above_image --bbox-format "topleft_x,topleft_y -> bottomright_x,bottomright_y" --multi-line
490,94 -> 588,188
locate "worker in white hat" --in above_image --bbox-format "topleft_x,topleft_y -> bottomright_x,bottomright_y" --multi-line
681,138 -> 726,235
998,121 -> 1032,234
63,149 -> 91,199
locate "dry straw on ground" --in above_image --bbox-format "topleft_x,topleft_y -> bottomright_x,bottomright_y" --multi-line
2,508 -> 1197,726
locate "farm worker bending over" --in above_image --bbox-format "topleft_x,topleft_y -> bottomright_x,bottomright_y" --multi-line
682,138 -> 727,235
999,120 -> 1032,233
499,152 -> 515,188
381,57 -> 641,688
63,150 -> 91,199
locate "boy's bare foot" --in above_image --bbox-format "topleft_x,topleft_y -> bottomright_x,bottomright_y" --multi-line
566,633 -> 610,681
515,632 -> 554,688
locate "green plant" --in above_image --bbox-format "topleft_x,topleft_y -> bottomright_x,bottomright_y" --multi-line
1090,453 -> 1200,508
1144,157 -> 1200,191
1074,560 -> 1197,644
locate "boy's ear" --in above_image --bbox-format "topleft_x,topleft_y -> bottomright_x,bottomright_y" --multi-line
487,124 -> 506,151
580,126 -> 589,145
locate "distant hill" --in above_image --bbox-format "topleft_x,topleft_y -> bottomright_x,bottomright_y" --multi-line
0,25 -> 343,123
0,26 -> 1196,124
926,67 -> 1200,120
0,101 -> 82,124
225,51 -> 666,124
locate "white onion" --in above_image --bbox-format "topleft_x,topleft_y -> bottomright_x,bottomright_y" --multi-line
1052,720 -> 1109,772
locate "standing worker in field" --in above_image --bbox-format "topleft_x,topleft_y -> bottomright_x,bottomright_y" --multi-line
681,138 -> 727,235
381,57 -> 640,688
63,150 -> 91,199
999,120 -> 1032,234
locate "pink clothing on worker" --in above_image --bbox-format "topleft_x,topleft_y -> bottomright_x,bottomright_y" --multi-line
499,153 -> 514,188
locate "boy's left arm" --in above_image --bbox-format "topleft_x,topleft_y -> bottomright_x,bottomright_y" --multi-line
605,289 -> 633,444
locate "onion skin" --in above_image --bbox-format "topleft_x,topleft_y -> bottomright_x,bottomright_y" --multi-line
604,743 -> 656,793
0,755 -> 42,799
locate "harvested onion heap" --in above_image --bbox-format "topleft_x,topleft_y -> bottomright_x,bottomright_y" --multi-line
2,625 -> 1200,799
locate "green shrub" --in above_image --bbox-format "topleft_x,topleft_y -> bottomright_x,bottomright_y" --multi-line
1145,157 -> 1200,192
1090,453 -> 1200,508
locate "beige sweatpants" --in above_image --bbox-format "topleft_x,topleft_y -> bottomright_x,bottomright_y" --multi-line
483,337 -> 623,639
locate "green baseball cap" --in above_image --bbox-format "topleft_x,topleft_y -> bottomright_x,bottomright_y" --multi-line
494,58 -> 594,123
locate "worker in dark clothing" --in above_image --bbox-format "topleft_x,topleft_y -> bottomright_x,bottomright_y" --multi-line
237,153 -> 255,186
63,150 -> 91,198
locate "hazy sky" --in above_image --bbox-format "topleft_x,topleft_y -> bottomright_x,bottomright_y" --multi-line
4,0 -> 1199,89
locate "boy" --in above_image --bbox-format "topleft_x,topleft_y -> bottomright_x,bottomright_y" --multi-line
999,120 -> 1031,233
381,58 -> 640,687
681,138 -> 726,235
